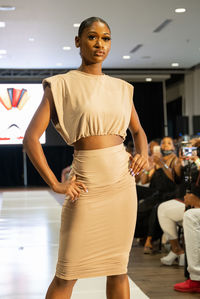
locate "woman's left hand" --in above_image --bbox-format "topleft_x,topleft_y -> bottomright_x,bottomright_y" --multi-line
129,154 -> 149,176
184,193 -> 200,209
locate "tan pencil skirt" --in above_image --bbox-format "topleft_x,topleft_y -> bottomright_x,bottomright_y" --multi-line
56,143 -> 137,280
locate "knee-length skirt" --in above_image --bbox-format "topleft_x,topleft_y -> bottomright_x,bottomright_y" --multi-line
56,143 -> 137,280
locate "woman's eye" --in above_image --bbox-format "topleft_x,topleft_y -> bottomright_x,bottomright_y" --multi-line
88,35 -> 96,40
103,37 -> 111,41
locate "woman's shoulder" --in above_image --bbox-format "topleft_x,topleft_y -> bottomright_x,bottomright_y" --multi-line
107,75 -> 133,88
106,76 -> 134,98
42,71 -> 74,89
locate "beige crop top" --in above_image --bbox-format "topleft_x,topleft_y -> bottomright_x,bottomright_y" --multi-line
42,70 -> 134,146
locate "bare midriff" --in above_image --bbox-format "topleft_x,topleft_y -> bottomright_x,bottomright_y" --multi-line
73,135 -> 123,150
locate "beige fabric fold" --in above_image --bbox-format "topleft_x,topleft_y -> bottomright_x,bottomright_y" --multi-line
56,144 -> 137,280
42,70 -> 133,146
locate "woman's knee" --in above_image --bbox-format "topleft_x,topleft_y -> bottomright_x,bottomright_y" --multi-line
107,273 -> 128,283
53,275 -> 77,288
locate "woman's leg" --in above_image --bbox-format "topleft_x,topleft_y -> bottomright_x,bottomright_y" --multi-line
45,275 -> 77,299
106,274 -> 130,299
183,209 -> 200,281
158,199 -> 185,252
144,204 -> 163,252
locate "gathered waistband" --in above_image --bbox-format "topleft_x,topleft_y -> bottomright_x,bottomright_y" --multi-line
70,143 -> 132,188
74,143 -> 125,157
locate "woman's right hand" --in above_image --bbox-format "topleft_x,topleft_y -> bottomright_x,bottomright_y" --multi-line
52,175 -> 88,202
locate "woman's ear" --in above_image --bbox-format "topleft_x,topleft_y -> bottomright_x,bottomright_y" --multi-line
75,36 -> 80,48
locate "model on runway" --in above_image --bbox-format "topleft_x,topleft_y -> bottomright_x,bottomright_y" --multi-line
23,16 -> 148,299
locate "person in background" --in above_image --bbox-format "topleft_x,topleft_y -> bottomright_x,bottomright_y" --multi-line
174,172 -> 200,293
158,138 -> 200,265
137,137 -> 181,253
61,165 -> 72,183
136,139 -> 159,196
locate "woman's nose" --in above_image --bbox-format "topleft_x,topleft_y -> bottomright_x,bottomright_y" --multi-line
95,38 -> 103,47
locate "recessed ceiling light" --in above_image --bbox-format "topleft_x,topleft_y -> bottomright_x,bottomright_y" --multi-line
175,8 -> 186,13
73,23 -> 80,28
123,55 -> 131,60
62,46 -> 71,50
171,62 -> 179,67
0,49 -> 7,54
146,78 -> 152,82
28,38 -> 35,42
56,62 -> 62,66
0,5 -> 16,11
0,22 -> 6,28
0,55 -> 3,59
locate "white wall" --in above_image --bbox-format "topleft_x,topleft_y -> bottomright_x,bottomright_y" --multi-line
166,66 -> 200,134
166,81 -> 184,105
184,66 -> 200,134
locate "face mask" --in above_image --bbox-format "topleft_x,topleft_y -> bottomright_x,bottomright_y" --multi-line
161,149 -> 174,156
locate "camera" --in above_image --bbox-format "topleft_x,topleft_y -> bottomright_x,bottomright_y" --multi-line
181,146 -> 197,158
180,142 -> 200,194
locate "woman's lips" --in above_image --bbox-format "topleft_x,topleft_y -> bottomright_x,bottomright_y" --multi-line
94,51 -> 105,56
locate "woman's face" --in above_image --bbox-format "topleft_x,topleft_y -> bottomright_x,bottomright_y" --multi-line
75,21 -> 111,65
161,137 -> 174,151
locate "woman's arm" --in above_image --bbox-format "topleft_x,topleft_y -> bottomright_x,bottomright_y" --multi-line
23,86 -> 87,199
23,86 -> 59,189
128,103 -> 148,174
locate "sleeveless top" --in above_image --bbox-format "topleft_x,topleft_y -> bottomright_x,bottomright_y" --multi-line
150,154 -> 177,193
42,70 -> 133,146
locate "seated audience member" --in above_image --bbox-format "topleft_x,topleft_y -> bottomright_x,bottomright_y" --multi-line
135,137 -> 181,253
61,165 -> 72,183
174,176 -> 200,293
158,138 -> 200,265
136,139 -> 160,198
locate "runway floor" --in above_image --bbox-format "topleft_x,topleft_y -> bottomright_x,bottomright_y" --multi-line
0,188 -> 148,299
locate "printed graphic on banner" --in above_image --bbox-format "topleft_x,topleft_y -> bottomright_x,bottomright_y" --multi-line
0,84 -> 45,144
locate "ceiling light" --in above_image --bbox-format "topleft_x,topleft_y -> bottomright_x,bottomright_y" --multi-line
146,78 -> 152,82
0,49 -> 7,54
62,46 -> 71,50
28,38 -> 35,42
73,23 -> 80,28
175,8 -> 186,13
0,5 -> 16,11
171,62 -> 179,67
56,62 -> 62,66
123,55 -> 131,60
0,22 -> 6,28
0,55 -> 3,59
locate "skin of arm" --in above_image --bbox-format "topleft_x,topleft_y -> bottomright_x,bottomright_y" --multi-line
152,155 -> 181,182
23,86 -> 87,199
128,103 -> 148,174
23,86 -> 59,190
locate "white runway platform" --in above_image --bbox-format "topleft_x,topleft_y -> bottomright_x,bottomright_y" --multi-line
0,190 -> 149,299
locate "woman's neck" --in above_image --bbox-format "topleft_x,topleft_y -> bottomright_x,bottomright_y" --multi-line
78,63 -> 103,75
163,153 -> 174,161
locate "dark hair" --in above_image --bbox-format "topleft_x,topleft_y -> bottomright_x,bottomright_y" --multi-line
78,16 -> 111,37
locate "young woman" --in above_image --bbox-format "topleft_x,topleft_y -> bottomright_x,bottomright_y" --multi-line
23,17 -> 148,299
139,137 -> 181,253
